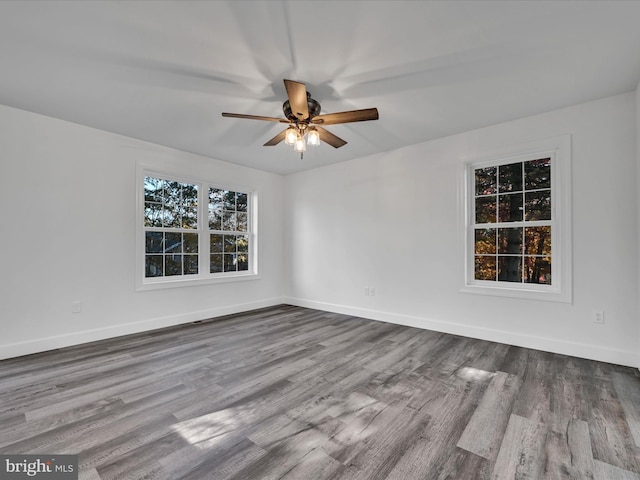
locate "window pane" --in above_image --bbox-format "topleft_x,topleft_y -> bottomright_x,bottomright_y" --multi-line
182,183 -> 198,208
145,232 -> 164,253
237,253 -> 249,271
475,196 -> 497,224
164,181 -> 182,206
237,212 -> 248,232
498,227 -> 523,254
210,234 -> 223,253
524,256 -> 552,284
224,235 -> 236,253
209,188 -> 224,203
237,235 -> 249,253
475,229 -> 496,254
165,254 -> 182,276
475,256 -> 496,281
145,255 -> 163,277
224,254 -> 237,272
525,190 -> 551,221
223,211 -> 237,231
144,177 -> 163,202
209,207 -> 223,230
164,232 -> 182,253
163,205 -> 181,228
525,158 -> 551,190
144,202 -> 163,227
525,226 -> 551,255
498,193 -> 523,222
184,254 -> 198,275
498,162 -> 523,193
237,192 -> 248,212
182,207 -> 198,229
223,191 -> 236,210
475,167 -> 497,196
498,256 -> 522,283
184,233 -> 198,253
210,254 -> 223,273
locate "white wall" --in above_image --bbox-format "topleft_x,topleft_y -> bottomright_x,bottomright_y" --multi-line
285,92 -> 639,367
1,92 -> 638,368
0,104 -> 285,359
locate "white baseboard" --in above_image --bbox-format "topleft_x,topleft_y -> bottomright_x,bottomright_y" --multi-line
0,297 -> 286,361
284,297 -> 639,369
3,296 -> 636,369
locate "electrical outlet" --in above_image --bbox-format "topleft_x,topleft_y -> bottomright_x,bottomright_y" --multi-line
369,287 -> 376,296
593,310 -> 604,324
71,301 -> 82,314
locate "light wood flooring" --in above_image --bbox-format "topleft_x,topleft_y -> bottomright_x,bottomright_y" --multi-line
1,305 -> 640,479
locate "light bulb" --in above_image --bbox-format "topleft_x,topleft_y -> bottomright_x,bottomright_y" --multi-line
307,128 -> 320,146
285,126 -> 297,145
294,135 -> 306,152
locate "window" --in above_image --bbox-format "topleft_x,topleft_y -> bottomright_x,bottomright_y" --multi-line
473,158 -> 551,284
144,178 -> 200,278
461,136 -> 571,302
208,188 -> 250,274
137,169 -> 257,290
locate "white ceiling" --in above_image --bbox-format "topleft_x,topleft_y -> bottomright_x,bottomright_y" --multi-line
1,1 -> 639,175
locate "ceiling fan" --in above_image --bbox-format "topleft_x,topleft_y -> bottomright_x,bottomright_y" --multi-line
222,79 -> 379,157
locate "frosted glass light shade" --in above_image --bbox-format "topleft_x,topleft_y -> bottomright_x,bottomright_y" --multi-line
307,128 -> 320,146
285,126 -> 297,145
294,136 -> 306,152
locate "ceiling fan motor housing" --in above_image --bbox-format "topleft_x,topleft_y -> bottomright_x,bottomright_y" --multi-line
283,92 -> 321,122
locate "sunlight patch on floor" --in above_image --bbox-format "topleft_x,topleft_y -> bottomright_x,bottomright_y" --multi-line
456,367 -> 494,382
172,406 -> 251,448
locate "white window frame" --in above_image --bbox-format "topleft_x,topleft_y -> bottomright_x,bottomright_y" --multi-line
459,135 -> 572,303
135,164 -> 259,291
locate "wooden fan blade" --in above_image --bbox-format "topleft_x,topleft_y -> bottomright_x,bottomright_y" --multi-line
263,129 -> 287,146
311,108 -> 379,125
222,112 -> 289,123
284,79 -> 309,120
317,126 -> 347,148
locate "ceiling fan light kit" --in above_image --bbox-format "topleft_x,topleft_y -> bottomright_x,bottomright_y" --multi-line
222,79 -> 379,159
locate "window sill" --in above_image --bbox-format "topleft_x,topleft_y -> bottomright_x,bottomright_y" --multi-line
460,282 -> 571,303
136,271 -> 260,292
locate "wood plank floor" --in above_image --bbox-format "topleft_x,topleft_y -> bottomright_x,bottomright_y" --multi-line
1,305 -> 640,480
